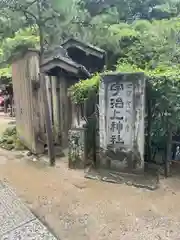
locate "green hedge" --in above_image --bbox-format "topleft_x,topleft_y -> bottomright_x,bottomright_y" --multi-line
69,74 -> 100,104
69,62 -> 180,148
69,62 -> 180,107
0,66 -> 11,78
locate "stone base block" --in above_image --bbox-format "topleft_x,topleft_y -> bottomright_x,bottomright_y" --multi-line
96,147 -> 144,174
68,128 -> 87,169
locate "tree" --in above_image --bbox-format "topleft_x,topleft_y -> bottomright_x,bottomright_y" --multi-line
1,0 -> 60,55
0,27 -> 39,63
80,0 -> 178,20
0,0 -> 60,165
0,0 -> 91,166
0,0 -> 91,49
0,6 -> 26,40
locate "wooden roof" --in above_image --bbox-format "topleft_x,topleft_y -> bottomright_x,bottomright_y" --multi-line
41,48 -> 91,78
61,38 -> 106,59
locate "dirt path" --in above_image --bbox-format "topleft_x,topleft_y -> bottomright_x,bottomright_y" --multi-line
1,116 -> 180,239
1,150 -> 180,240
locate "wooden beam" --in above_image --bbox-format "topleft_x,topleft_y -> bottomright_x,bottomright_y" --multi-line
40,73 -> 55,166
164,128 -> 172,178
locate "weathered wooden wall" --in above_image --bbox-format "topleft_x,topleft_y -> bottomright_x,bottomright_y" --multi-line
58,76 -> 75,148
45,75 -> 61,145
12,50 -> 80,153
12,50 -> 45,153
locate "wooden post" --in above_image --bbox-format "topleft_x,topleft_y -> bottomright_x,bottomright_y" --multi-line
147,85 -> 152,162
52,76 -> 60,143
37,0 -> 55,166
40,73 -> 55,166
164,127 -> 172,178
92,94 -> 97,167
131,81 -> 136,169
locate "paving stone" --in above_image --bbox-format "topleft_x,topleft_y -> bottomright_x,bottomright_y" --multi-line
1,218 -> 57,240
0,187 -> 35,236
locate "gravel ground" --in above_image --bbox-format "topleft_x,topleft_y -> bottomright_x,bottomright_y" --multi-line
0,150 -> 180,240
1,116 -> 180,239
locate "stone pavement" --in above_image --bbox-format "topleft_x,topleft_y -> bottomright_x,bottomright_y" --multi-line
0,181 -> 57,240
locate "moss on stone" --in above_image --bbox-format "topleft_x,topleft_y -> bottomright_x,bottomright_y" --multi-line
0,126 -> 26,151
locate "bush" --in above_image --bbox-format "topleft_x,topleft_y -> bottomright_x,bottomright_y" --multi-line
0,126 -> 26,151
69,62 -> 180,149
68,73 -> 100,104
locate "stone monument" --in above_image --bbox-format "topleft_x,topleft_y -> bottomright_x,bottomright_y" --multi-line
98,72 -> 145,172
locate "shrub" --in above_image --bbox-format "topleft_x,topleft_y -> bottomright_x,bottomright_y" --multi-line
0,126 -> 26,151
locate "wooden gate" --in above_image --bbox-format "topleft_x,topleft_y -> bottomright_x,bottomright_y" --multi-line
12,50 -> 45,154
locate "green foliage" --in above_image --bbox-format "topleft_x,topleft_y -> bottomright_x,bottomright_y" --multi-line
151,2 -> 178,19
81,0 -> 170,20
69,74 -> 100,104
0,66 -> 11,78
0,1 -> 179,72
1,27 -> 39,62
0,8 -> 27,40
130,18 -> 180,68
69,62 -> 180,106
93,17 -> 180,68
117,63 -> 180,131
70,61 -> 180,150
69,16 -> 180,68
1,0 -> 180,157
1,0 -> 179,69
69,62 -> 143,104
0,126 -> 26,151
132,20 -> 152,32
0,27 -> 39,76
